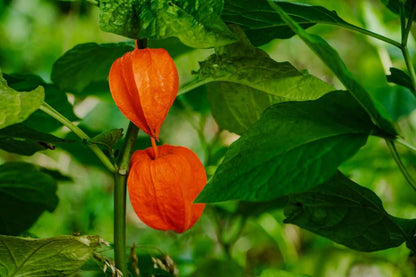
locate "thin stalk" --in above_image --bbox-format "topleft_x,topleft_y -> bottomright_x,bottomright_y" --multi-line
114,122 -> 139,275
386,139 -> 416,192
396,138 -> 416,153
39,102 -> 115,173
339,23 -> 401,48
150,137 -> 159,159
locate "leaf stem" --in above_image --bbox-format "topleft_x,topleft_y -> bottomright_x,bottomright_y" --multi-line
114,122 -> 139,275
385,139 -> 416,192
396,138 -> 416,153
339,23 -> 401,48
39,102 -> 115,173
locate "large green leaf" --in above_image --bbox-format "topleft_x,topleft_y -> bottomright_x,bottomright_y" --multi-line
0,70 -> 44,129
51,42 -> 133,94
268,1 -> 397,136
194,25 -> 333,134
196,91 -> 379,203
0,162 -> 58,235
284,172 -> 416,252
99,0 -> 236,48
0,235 -> 103,276
223,0 -> 354,46
0,124 -> 69,156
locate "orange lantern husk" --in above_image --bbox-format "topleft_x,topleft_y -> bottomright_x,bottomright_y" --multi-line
127,144 -> 207,233
108,47 -> 178,140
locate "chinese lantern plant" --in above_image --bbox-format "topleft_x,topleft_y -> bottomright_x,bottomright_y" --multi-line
108,40 -> 208,273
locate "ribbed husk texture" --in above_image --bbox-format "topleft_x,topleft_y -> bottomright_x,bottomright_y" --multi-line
128,145 -> 207,233
108,47 -> 178,140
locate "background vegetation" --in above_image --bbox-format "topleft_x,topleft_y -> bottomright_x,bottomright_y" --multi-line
1,0 -> 416,276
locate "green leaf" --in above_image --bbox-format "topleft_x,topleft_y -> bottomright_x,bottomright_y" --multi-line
386,67 -> 414,90
4,74 -> 79,133
374,85 -> 416,120
0,70 -> 44,129
51,42 -> 133,94
194,25 -> 333,134
88,128 -> 123,151
223,0 -> 353,46
99,0 -> 236,48
196,91 -> 379,203
268,1 -> 397,136
381,0 -> 415,19
0,235 -> 103,276
284,172 -> 416,252
0,124 -> 69,156
0,162 -> 58,235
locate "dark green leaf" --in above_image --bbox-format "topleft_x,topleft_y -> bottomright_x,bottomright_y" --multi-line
88,128 -> 123,150
194,25 -> 333,134
189,259 -> 244,277
268,1 -> 397,136
196,91 -> 378,203
381,0 -> 416,19
40,168 -> 73,182
236,198 -> 288,218
0,70 -> 44,129
51,42 -> 133,93
374,85 -> 416,120
0,235 -> 103,276
386,67 -> 414,90
0,124 -> 69,156
4,73 -> 79,132
284,172 -> 416,252
0,162 -> 58,235
223,0 -> 353,46
99,0 -> 236,48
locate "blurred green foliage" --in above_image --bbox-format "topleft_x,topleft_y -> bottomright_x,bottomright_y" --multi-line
1,0 -> 416,276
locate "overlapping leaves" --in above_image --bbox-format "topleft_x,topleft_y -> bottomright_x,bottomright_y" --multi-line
196,91 -> 380,202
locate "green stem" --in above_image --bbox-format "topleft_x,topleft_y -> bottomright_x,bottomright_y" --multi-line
113,38 -> 146,275
114,122 -> 139,275
386,139 -> 416,192
396,138 -> 416,153
339,23 -> 401,48
400,1 -> 416,94
39,102 -> 115,173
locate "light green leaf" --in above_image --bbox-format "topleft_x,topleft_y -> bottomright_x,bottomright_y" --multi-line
0,162 -> 58,235
0,70 -> 44,129
196,91 -> 379,203
0,235 -> 103,276
284,172 -> 416,252
4,73 -> 79,133
51,42 -> 133,94
99,0 -> 236,48
268,1 -> 397,136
